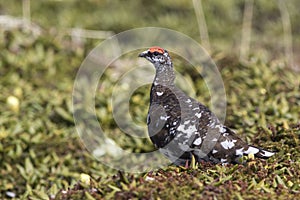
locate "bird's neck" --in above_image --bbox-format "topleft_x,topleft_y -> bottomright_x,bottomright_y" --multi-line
153,64 -> 175,86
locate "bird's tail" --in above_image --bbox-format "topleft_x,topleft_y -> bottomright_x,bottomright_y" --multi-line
244,145 -> 275,159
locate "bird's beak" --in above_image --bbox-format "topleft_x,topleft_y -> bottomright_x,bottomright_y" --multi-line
138,50 -> 148,58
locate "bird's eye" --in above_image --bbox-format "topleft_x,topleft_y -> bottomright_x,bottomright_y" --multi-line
153,51 -> 159,56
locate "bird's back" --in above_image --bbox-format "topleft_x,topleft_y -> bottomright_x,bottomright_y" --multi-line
148,83 -> 274,165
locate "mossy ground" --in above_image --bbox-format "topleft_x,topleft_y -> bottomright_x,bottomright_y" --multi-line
0,1 -> 299,199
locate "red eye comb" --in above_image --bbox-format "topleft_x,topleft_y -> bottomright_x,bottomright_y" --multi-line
149,46 -> 165,54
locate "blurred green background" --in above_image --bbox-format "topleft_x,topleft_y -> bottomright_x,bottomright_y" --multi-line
0,0 -> 299,199
2,0 -> 300,55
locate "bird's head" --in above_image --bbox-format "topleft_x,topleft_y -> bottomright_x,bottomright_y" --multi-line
139,46 -> 172,67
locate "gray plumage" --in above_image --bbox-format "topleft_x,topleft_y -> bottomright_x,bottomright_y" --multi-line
139,46 -> 274,165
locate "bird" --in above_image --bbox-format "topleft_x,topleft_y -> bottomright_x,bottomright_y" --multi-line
138,46 -> 275,165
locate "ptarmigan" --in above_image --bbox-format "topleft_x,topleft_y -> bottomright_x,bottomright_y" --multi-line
139,46 -> 274,165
